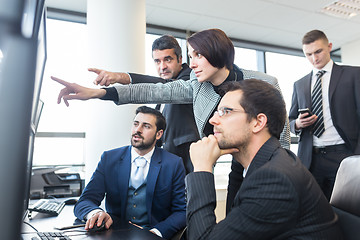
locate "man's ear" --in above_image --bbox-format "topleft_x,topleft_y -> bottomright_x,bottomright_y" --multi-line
156,129 -> 164,140
252,113 -> 268,134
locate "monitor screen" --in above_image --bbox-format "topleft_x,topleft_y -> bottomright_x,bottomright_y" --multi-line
22,0 -> 47,220
0,0 -> 46,238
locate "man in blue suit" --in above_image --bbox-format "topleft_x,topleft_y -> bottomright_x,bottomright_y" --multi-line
74,106 -> 186,239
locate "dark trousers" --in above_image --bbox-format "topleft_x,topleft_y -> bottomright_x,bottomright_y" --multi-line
310,144 -> 352,200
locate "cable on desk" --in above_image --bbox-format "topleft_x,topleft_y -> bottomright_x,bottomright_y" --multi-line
23,221 -> 38,232
63,229 -> 87,233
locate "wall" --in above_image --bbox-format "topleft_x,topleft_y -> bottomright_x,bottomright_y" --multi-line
341,39 -> 360,66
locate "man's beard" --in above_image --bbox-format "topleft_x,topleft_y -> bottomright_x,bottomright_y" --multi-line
131,132 -> 157,150
217,130 -> 250,153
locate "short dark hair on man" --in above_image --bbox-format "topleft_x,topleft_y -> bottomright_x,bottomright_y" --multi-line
152,35 -> 182,62
220,80 -> 286,139
135,106 -> 166,132
302,30 -> 329,45
188,29 -> 234,70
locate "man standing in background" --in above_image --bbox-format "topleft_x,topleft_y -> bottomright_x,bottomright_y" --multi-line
289,29 -> 360,200
89,35 -> 199,174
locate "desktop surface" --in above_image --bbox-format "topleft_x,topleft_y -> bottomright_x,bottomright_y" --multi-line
21,203 -> 163,240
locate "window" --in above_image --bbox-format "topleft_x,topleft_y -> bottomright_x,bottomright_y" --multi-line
265,52 -> 311,113
234,47 -> 258,71
34,19 -> 88,167
34,21 -> 188,167
265,51 -> 312,153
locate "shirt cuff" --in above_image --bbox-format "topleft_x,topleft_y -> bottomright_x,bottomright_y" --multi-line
99,87 -> 119,102
126,72 -> 133,83
85,209 -> 102,220
150,228 -> 162,238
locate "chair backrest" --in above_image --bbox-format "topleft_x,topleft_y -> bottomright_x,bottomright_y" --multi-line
330,155 -> 360,240
170,227 -> 187,240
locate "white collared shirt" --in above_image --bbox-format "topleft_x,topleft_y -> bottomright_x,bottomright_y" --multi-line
243,162 -> 251,178
311,60 -> 345,147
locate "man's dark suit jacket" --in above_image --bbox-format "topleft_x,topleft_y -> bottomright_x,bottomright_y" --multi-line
185,137 -> 342,240
289,63 -> 360,168
130,63 -> 200,173
74,146 -> 186,239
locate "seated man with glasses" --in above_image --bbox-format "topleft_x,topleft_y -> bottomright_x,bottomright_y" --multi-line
185,80 -> 342,240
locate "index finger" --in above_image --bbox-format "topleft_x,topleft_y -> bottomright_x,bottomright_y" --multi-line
51,76 -> 70,87
88,68 -> 101,74
96,212 -> 106,226
220,148 -> 239,156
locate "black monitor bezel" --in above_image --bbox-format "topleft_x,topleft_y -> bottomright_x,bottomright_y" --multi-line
22,0 -> 47,220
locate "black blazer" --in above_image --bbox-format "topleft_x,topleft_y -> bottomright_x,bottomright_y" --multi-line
289,63 -> 360,168
185,137 -> 342,240
130,64 -> 200,170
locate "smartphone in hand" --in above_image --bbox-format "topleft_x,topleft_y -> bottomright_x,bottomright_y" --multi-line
298,108 -> 313,117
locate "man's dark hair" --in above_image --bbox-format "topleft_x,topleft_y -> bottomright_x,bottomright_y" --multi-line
187,28 -> 234,70
135,106 -> 166,132
302,30 -> 329,45
152,35 -> 182,62
220,80 -> 286,139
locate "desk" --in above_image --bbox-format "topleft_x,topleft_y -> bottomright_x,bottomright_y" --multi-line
21,204 -> 163,240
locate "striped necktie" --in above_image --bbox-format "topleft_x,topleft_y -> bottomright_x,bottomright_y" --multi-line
311,70 -> 326,138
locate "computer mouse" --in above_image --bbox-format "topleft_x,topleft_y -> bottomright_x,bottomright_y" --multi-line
64,198 -> 78,205
88,220 -> 106,233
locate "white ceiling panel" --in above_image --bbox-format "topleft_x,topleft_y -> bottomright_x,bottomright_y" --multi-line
46,0 -> 360,52
260,29 -> 303,48
263,0 -> 332,12
227,22 -> 275,43
186,15 -> 242,33
146,7 -> 201,29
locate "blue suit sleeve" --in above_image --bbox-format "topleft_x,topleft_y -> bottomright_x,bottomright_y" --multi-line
74,153 -> 107,220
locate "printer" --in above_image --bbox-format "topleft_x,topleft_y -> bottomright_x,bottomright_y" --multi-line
30,167 -> 84,199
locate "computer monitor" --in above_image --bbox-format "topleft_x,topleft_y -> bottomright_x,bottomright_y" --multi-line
0,0 -> 46,239
23,99 -> 44,219
22,0 -> 47,220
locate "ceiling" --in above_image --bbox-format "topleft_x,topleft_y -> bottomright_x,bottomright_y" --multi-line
45,0 -> 360,52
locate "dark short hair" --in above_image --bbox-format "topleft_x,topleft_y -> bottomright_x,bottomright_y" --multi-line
135,106 -> 166,132
220,80 -> 286,139
152,35 -> 182,62
187,29 -> 234,70
302,30 -> 329,45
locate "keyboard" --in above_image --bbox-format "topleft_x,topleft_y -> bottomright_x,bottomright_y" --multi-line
31,232 -> 71,240
28,199 -> 65,216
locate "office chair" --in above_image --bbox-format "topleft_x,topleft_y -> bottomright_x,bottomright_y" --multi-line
170,227 -> 187,240
330,155 -> 360,240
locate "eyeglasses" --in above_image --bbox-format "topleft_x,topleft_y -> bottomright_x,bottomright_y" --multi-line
214,107 -> 246,117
